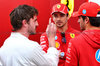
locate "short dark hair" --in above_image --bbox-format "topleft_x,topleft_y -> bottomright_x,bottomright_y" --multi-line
89,17 -> 100,27
81,16 -> 86,21
81,11 -> 100,27
10,4 -> 38,31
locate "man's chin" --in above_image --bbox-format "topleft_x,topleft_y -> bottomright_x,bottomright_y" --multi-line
81,28 -> 85,31
57,25 -> 64,28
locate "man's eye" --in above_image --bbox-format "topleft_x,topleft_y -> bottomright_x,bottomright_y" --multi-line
60,14 -> 65,17
54,15 -> 58,17
34,19 -> 37,22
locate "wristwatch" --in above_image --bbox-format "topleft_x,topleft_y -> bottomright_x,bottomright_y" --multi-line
60,52 -> 65,58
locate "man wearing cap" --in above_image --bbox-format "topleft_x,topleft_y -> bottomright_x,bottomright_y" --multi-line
65,2 -> 100,66
40,3 -> 80,66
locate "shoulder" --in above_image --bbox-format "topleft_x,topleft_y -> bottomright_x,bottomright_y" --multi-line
68,26 -> 81,36
71,35 -> 82,41
68,25 -> 80,33
70,28 -> 80,34
29,40 -> 39,46
41,32 -> 47,36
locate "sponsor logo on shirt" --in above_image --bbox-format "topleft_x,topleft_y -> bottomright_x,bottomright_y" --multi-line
70,33 -> 75,38
55,41 -> 60,48
66,42 -> 72,63
55,36 -> 57,40
95,49 -> 100,63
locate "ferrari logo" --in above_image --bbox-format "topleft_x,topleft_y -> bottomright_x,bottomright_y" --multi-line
60,0 -> 74,17
61,0 -> 67,4
70,33 -> 75,38
57,5 -> 61,9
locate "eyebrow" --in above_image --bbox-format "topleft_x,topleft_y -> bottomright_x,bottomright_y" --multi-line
34,18 -> 37,21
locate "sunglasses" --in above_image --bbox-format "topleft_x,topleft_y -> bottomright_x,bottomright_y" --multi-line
61,32 -> 66,43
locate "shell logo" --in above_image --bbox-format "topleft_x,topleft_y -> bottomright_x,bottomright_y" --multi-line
55,41 -> 60,48
70,33 -> 75,38
60,0 -> 74,17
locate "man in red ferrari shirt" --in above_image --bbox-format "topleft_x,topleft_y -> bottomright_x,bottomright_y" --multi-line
40,3 -> 80,66
65,2 -> 100,66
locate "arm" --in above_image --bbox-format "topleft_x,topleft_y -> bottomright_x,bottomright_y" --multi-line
46,18 -> 56,48
33,18 -> 59,66
0,60 -> 2,66
32,44 -> 59,66
40,18 -> 56,52
65,40 -> 79,66
40,33 -> 49,53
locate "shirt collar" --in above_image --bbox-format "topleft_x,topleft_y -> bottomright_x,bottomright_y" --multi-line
10,32 -> 28,40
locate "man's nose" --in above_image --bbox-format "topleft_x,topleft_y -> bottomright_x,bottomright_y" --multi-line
36,21 -> 39,26
77,19 -> 80,23
57,17 -> 61,20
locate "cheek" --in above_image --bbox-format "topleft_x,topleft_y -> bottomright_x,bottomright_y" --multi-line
33,24 -> 36,29
53,17 -> 56,21
62,18 -> 67,23
53,18 -> 57,23
30,23 -> 35,29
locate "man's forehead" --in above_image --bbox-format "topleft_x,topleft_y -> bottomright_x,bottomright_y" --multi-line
32,15 -> 37,20
33,15 -> 37,18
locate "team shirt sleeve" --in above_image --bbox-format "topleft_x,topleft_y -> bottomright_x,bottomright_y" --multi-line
40,33 -> 49,53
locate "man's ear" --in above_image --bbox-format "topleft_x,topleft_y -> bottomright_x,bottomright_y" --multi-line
85,17 -> 89,24
22,20 -> 27,27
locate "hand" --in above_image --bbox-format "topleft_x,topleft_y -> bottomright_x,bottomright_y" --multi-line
46,18 -> 57,47
46,18 -> 56,37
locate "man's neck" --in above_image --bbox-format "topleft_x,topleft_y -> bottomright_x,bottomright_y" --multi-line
15,29 -> 29,38
85,25 -> 100,30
